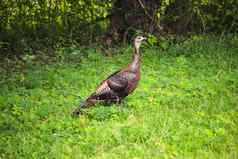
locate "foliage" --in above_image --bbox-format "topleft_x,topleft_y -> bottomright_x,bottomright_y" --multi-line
0,0 -> 113,56
154,0 -> 238,34
0,0 -> 238,57
0,35 -> 238,158
147,34 -> 158,46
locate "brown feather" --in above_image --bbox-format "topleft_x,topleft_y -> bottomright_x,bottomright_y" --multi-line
72,36 -> 146,116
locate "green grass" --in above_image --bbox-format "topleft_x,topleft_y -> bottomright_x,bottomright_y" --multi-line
0,35 -> 238,159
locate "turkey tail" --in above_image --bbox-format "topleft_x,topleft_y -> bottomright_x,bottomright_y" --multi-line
72,97 -> 97,116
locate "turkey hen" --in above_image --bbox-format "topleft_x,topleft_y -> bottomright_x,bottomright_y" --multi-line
72,36 -> 146,116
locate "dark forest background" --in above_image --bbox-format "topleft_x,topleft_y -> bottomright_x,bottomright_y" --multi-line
0,0 -> 237,57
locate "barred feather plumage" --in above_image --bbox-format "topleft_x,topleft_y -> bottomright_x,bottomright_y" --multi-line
72,36 -> 146,116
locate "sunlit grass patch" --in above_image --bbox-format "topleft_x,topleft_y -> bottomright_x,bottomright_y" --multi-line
0,35 -> 237,159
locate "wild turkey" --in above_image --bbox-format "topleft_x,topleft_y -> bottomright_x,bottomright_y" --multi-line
72,36 -> 147,116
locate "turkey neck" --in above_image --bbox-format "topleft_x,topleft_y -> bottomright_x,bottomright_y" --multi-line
128,46 -> 140,72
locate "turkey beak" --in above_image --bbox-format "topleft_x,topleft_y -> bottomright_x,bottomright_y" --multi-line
143,37 -> 148,44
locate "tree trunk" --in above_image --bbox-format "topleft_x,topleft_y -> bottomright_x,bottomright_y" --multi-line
107,0 -> 161,43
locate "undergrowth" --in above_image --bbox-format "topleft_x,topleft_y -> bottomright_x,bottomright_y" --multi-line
0,35 -> 238,159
